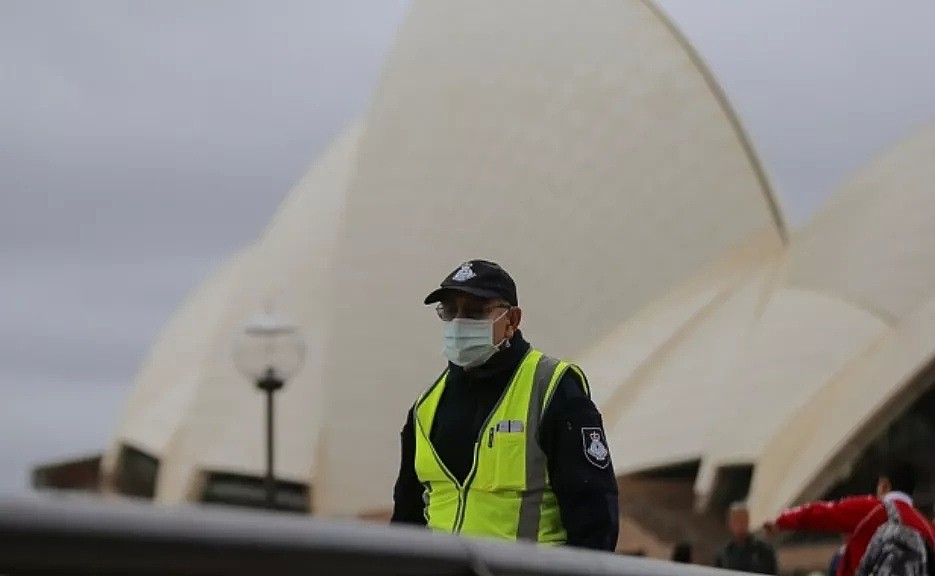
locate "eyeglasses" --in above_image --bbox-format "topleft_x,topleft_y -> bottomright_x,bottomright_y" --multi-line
435,301 -> 511,322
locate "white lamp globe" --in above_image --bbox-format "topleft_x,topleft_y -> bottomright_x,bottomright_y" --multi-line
232,310 -> 306,383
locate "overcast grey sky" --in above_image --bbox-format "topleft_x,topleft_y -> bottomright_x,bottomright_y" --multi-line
1,1 -> 934,494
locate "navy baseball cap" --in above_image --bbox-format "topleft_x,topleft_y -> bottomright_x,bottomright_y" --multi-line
423,259 -> 518,306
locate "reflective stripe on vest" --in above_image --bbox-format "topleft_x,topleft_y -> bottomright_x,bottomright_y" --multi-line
412,349 -> 589,543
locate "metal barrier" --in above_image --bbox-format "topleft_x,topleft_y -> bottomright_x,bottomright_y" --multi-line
0,493 -> 733,576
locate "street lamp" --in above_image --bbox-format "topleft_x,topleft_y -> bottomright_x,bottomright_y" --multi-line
232,309 -> 305,509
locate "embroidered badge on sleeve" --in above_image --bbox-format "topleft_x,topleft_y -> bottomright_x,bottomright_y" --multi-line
581,427 -> 610,469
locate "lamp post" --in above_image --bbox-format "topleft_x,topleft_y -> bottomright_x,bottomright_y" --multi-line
232,309 -> 305,510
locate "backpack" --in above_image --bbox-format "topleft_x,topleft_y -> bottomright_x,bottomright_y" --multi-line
855,499 -> 928,576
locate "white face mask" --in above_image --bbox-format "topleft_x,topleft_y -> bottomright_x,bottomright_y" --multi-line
443,310 -> 509,369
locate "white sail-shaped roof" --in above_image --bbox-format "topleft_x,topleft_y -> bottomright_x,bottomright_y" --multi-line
109,0 -> 935,526
315,0 -> 783,515
104,252 -> 244,461
104,121 -> 363,502
747,123 -> 935,522
601,122 -> 935,523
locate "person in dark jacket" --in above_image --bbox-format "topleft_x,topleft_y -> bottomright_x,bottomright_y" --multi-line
390,259 -> 619,551
715,502 -> 778,574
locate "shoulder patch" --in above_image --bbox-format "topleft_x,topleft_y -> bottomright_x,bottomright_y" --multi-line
581,426 -> 610,469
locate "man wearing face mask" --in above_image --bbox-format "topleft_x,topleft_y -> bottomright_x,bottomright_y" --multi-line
390,259 -> 619,551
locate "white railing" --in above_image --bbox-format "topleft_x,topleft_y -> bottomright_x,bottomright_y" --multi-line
0,493 -> 738,576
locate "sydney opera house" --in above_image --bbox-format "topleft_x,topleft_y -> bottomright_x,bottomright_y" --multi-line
34,0 -> 935,568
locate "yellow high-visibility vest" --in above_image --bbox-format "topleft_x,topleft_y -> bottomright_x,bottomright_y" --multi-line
412,348 -> 589,543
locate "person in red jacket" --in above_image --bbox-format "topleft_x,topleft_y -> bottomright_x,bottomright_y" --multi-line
763,460 -> 935,576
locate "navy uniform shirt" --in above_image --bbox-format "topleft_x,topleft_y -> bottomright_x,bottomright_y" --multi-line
714,536 -> 778,575
390,331 -> 619,551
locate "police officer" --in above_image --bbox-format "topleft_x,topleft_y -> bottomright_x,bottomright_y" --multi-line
391,259 -> 619,551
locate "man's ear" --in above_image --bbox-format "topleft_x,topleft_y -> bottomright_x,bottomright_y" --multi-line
510,307 -> 523,330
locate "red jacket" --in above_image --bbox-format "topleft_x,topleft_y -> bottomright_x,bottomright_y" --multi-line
774,493 -> 935,576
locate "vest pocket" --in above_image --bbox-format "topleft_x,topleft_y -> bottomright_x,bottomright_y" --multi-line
491,432 -> 526,491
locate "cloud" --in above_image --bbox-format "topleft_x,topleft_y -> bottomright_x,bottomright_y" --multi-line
0,0 -> 410,493
0,257 -> 220,382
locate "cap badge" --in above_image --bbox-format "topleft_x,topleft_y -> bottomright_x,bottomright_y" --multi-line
452,262 -> 476,282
